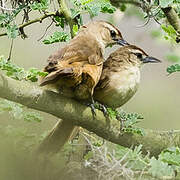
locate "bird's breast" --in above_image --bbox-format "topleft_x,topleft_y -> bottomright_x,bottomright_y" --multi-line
94,66 -> 140,108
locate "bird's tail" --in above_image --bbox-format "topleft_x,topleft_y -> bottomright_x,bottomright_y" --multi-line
37,120 -> 78,154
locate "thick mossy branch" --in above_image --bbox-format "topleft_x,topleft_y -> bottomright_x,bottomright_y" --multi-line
1,73 -> 180,157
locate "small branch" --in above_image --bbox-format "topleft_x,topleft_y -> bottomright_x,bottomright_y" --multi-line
0,5 -> 15,11
1,73 -> 180,157
57,0 -> 76,38
110,0 -> 180,43
0,11 -> 57,37
161,7 -> 180,42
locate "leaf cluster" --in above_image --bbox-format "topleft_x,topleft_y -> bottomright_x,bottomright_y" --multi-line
0,56 -> 48,82
70,0 -> 116,19
107,108 -> 145,136
0,99 -> 43,123
30,0 -> 49,11
43,31 -> 70,44
0,4 -> 26,38
85,141 -> 180,179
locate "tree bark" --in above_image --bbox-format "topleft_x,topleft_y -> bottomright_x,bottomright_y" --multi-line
1,73 -> 180,157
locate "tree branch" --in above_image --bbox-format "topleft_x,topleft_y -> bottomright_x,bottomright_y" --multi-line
1,73 -> 180,157
161,7 -> 180,42
0,11 -> 57,37
110,0 -> 180,43
57,0 -> 76,38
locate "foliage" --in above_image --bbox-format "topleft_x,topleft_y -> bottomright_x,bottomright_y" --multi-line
159,0 -> 174,8
70,0 -> 116,19
83,136 -> 180,179
0,99 -> 43,123
107,108 -> 145,136
30,0 -> 49,11
0,56 -> 47,81
43,31 -> 70,44
167,64 -> 180,74
161,24 -> 177,42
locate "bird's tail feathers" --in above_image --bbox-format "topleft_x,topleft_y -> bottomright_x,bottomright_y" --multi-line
39,67 -> 74,86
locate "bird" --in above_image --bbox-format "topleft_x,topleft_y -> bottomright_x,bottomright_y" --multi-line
37,20 -> 128,154
39,20 -> 128,109
37,44 -> 161,154
94,44 -> 161,109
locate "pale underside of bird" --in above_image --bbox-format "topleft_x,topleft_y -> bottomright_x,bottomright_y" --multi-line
94,45 -> 161,109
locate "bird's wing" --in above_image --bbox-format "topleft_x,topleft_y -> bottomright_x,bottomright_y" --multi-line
82,63 -> 103,87
39,67 -> 74,86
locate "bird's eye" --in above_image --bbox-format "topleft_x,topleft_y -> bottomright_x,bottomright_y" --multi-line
110,30 -> 116,38
135,53 -> 143,59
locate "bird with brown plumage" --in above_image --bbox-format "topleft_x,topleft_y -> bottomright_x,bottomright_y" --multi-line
38,44 -> 160,154
37,20 -> 128,154
39,20 -> 128,115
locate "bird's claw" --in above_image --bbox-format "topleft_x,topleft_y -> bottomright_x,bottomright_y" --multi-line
116,114 -> 125,133
88,103 -> 97,119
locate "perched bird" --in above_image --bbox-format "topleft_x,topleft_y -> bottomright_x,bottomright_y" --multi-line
38,44 -> 161,154
94,45 -> 161,109
38,20 -> 128,153
39,20 -> 128,106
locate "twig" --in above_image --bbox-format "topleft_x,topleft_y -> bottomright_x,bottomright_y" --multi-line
57,0 -> 76,38
0,11 -> 57,37
37,20 -> 54,41
7,39 -> 14,61
0,5 -> 15,11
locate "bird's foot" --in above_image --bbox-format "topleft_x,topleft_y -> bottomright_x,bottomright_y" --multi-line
88,103 -> 97,120
94,102 -> 110,128
116,114 -> 125,133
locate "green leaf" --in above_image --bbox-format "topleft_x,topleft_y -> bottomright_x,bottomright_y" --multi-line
30,0 -> 48,10
161,24 -> 177,42
6,24 -> 18,39
43,31 -> 70,44
159,149 -> 180,166
54,16 -> 65,28
100,2 -> 116,14
119,4 -> 126,12
70,8 -> 80,19
149,157 -> 175,178
115,145 -> 148,170
159,0 -> 174,8
73,24 -> 79,36
0,56 -> 47,82
167,64 -> 180,74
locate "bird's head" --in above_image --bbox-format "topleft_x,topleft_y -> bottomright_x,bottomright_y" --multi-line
81,21 -> 129,48
122,45 -> 161,66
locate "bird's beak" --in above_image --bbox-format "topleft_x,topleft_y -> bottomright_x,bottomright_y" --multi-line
142,56 -> 161,63
116,39 -> 129,46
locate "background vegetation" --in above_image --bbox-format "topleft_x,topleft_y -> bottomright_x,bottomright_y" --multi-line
0,0 -> 180,179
